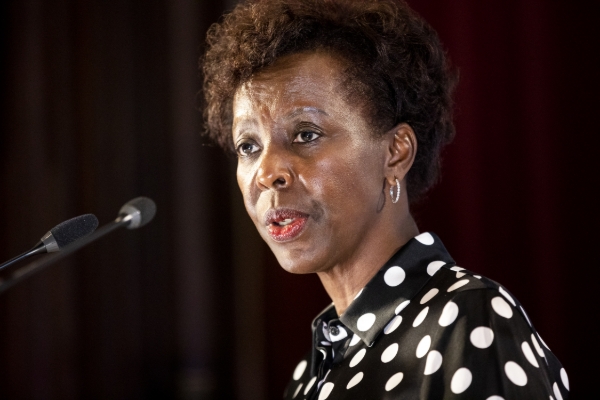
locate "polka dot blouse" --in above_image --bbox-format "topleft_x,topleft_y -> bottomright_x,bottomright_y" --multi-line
283,232 -> 569,400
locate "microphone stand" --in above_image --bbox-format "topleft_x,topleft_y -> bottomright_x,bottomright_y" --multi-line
0,243 -> 47,272
0,215 -> 132,295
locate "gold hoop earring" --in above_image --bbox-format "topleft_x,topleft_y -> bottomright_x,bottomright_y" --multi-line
390,178 -> 400,204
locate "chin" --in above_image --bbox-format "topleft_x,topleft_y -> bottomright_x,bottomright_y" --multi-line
258,224 -> 329,274
271,246 -> 323,275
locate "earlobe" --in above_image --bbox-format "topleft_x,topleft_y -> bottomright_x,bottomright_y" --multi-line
384,123 -> 417,186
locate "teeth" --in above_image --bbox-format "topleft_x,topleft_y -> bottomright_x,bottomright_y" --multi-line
279,218 -> 294,226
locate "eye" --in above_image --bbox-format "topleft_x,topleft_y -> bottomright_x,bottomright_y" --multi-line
236,141 -> 260,157
293,131 -> 321,143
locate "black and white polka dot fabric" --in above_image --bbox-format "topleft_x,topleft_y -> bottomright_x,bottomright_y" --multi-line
283,233 -> 569,400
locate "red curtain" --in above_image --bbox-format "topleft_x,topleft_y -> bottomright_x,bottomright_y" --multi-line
264,1 -> 599,398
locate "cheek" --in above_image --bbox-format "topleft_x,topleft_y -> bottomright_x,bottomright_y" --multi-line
237,165 -> 259,219
311,160 -> 349,201
309,144 -> 383,213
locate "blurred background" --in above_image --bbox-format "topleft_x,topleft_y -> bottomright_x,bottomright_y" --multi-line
0,0 -> 598,398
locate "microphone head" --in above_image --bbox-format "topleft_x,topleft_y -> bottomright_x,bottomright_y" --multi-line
43,214 -> 100,251
118,197 -> 157,229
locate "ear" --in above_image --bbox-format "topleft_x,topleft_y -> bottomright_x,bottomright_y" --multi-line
384,123 -> 417,186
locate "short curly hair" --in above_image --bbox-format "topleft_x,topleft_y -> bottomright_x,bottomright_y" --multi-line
201,0 -> 456,203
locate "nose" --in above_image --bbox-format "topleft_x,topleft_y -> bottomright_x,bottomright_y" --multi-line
255,148 -> 293,191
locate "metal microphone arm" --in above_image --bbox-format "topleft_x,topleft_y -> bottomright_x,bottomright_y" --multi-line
0,216 -> 129,295
0,243 -> 47,272
0,197 -> 155,295
0,213 -> 99,272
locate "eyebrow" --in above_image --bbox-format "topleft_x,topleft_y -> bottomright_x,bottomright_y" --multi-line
232,118 -> 257,138
285,106 -> 329,118
232,106 -> 329,136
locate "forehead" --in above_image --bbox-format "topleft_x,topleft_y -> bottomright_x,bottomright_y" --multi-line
232,51 -> 352,123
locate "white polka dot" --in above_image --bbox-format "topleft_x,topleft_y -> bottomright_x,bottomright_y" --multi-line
438,301 -> 459,327
520,306 -> 532,326
293,360 -> 307,380
395,300 -> 410,315
560,368 -> 569,391
412,307 -> 429,327
381,343 -> 399,363
427,261 -> 446,276
385,372 -> 404,391
349,349 -> 366,367
384,315 -> 402,335
423,351 -> 443,375
420,288 -> 439,304
491,296 -> 513,319
538,333 -> 551,350
447,279 -> 470,292
521,341 -> 539,368
499,286 -> 516,306
356,313 -> 376,331
474,275 -> 482,279
504,361 -> 528,386
318,382 -> 334,400
450,368 -> 472,394
450,266 -> 466,278
346,372 -> 363,389
470,327 -> 494,349
531,334 -> 545,357
415,232 -> 434,245
550,396 -> 555,400
292,383 -> 303,398
553,382 -> 564,400
384,266 -> 406,287
349,334 -> 361,346
486,397 -> 504,400
304,376 -> 317,395
416,335 -> 431,358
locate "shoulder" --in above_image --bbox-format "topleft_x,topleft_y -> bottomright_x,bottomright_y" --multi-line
431,263 -> 526,311
423,264 -> 543,348
408,264 -> 569,399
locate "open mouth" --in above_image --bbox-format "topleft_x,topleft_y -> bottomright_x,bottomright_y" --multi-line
265,208 -> 309,242
277,218 -> 295,226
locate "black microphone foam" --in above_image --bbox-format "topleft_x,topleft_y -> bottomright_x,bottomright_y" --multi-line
119,197 -> 157,229
50,214 -> 100,249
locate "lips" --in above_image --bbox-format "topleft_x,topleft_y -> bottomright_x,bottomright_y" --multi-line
264,208 -> 309,242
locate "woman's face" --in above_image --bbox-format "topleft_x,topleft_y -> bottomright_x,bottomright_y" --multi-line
232,51 -> 392,274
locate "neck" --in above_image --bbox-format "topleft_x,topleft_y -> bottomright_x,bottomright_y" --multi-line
316,210 -> 419,316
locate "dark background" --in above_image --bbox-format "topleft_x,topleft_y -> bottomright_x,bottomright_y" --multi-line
0,0 -> 597,399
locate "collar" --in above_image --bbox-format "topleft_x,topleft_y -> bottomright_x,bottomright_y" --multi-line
311,232 -> 455,348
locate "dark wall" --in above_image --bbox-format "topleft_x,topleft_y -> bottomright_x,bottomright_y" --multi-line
410,0 -> 599,397
0,0 -> 597,399
0,0 -> 237,399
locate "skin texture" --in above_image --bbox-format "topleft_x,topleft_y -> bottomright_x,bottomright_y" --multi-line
233,51 -> 420,315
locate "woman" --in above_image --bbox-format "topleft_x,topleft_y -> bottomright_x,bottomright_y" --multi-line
202,0 -> 568,399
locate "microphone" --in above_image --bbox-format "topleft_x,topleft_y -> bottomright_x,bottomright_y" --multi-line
0,197 -> 157,294
116,196 -> 157,230
0,214 -> 99,272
